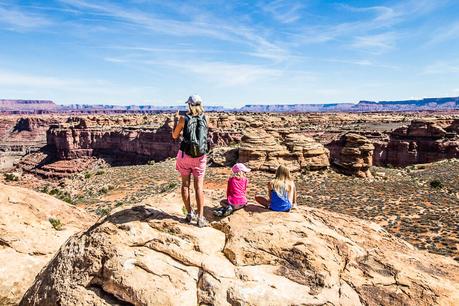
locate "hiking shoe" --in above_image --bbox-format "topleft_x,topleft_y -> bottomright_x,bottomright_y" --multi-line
223,205 -> 234,217
185,210 -> 197,223
213,207 -> 225,217
197,216 -> 209,228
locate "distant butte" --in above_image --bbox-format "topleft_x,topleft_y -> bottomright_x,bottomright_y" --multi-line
1,96 -> 459,114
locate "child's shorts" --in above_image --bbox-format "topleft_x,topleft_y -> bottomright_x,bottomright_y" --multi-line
176,150 -> 207,178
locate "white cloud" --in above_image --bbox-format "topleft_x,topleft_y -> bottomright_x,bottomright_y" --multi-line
0,5 -> 50,30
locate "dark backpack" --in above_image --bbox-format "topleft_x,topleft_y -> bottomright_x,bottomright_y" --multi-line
180,114 -> 208,157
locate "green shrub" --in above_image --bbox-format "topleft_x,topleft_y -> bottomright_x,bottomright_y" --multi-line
160,181 -> 179,193
96,207 -> 111,216
430,180 -> 443,189
4,173 -> 19,182
84,172 -> 92,179
99,186 -> 109,194
95,170 -> 105,175
49,217 -> 63,230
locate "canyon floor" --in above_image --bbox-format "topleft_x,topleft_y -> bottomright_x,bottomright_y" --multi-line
5,157 -> 458,262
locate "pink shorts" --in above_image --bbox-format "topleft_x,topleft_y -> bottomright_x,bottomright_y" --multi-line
176,150 -> 207,178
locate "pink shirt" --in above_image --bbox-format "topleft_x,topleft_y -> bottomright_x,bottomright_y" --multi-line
227,177 -> 248,208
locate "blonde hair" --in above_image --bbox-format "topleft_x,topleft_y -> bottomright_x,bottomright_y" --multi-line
188,103 -> 204,116
271,165 -> 294,195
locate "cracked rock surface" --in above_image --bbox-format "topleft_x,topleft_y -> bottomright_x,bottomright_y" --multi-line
0,183 -> 95,305
20,191 -> 459,306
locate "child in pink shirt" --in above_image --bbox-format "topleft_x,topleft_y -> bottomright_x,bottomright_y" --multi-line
213,163 -> 250,217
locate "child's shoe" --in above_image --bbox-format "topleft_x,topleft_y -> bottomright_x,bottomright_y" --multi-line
213,207 -> 225,217
197,216 -> 209,228
185,210 -> 197,223
223,205 -> 234,217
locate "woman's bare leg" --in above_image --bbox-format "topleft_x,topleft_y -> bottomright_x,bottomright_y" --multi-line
181,175 -> 192,213
194,176 -> 205,218
255,195 -> 270,208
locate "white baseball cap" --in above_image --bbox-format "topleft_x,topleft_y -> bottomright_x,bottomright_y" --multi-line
185,95 -> 203,105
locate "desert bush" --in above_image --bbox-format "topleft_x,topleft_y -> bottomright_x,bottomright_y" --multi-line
95,170 -> 105,175
49,217 -> 63,230
84,172 -> 92,179
96,207 -> 111,216
430,180 -> 443,189
99,186 -> 109,194
4,173 -> 19,182
160,181 -> 179,193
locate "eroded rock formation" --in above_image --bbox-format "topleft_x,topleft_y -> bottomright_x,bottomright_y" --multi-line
238,129 -> 329,172
381,119 -> 459,167
20,204 -> 459,305
47,117 -> 179,163
328,133 -> 375,177
0,184 -> 94,305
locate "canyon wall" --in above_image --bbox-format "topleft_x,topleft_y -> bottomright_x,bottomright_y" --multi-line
377,119 -> 459,167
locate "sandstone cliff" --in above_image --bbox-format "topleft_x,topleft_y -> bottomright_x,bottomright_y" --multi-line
238,130 -> 329,172
21,199 -> 459,305
0,184 -> 95,305
381,119 -> 459,167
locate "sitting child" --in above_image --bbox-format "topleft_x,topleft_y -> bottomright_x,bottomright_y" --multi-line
213,163 -> 250,217
255,165 -> 297,212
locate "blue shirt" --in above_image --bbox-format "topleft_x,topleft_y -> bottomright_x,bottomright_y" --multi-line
270,189 -> 292,212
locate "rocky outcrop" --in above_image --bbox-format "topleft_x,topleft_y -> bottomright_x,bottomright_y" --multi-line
0,116 -> 63,170
47,117 -> 180,163
238,129 -> 329,172
382,120 -> 459,167
46,116 -> 242,165
328,133 -> 375,177
21,203 -> 459,305
284,133 -> 330,170
0,184 -> 94,305
208,146 -> 239,167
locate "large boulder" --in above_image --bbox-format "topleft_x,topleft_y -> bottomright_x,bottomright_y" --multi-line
238,130 -> 329,172
21,203 -> 459,305
328,133 -> 375,177
0,184 -> 94,305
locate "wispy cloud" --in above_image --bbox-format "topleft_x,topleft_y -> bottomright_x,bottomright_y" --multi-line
351,32 -> 398,53
103,56 -> 283,87
0,5 -> 51,30
428,21 -> 459,45
175,61 -> 282,86
294,0 -> 446,48
261,0 -> 305,24
0,70 -> 69,87
59,0 -> 289,62
325,58 -> 399,69
0,69 -> 158,103
422,61 -> 459,74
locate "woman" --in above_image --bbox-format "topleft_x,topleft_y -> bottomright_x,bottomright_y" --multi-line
172,95 -> 209,227
255,165 -> 297,212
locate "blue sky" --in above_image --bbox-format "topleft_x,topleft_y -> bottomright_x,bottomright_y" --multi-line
0,0 -> 459,106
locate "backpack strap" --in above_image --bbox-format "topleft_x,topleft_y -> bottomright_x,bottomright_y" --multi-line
180,114 -> 191,154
